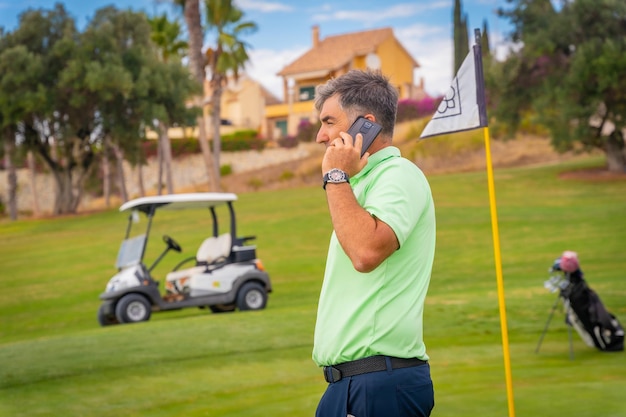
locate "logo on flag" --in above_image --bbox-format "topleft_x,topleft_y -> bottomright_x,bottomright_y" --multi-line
433,78 -> 463,118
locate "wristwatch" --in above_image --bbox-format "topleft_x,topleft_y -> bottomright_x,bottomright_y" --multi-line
323,168 -> 350,190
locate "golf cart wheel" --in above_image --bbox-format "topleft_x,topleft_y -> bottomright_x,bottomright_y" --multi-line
236,282 -> 267,311
115,294 -> 152,323
209,303 -> 236,313
98,304 -> 119,326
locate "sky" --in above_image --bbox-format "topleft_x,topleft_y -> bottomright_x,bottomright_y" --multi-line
0,0 -> 516,99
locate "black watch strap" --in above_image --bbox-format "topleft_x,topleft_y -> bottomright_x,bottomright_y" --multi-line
323,168 -> 350,190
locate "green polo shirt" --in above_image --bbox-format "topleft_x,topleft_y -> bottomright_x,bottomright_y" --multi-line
312,146 -> 436,367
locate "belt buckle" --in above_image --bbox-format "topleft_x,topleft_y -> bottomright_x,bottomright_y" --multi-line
324,366 -> 342,383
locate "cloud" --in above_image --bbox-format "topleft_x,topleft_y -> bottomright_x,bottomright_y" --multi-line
395,23 -> 453,96
245,18 -> 457,100
235,0 -> 293,13
242,1 -> 508,101
311,2 -> 448,24
245,46 -> 307,99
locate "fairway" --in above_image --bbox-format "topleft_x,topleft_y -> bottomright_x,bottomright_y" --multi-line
1,156 -> 625,417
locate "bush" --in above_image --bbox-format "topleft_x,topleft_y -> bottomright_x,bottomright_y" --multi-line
141,129 -> 267,157
171,138 -> 201,156
296,119 -> 320,143
221,130 -> 266,151
247,178 -> 263,189
220,164 -> 232,176
279,170 -> 294,181
277,136 -> 298,148
396,97 -> 441,123
141,138 -> 201,159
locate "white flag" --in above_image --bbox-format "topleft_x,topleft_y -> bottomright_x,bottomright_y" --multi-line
420,40 -> 487,139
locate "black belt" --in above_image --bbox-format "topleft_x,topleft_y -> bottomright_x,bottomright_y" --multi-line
323,355 -> 427,383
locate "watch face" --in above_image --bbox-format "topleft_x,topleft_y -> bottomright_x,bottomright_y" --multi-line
329,169 -> 345,181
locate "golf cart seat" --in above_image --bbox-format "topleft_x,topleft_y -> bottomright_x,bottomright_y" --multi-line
165,234 -> 232,289
196,233 -> 232,265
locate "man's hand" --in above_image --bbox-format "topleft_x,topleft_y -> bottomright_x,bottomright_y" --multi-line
322,131 -> 369,177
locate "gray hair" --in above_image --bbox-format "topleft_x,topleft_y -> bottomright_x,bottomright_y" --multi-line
314,70 -> 398,137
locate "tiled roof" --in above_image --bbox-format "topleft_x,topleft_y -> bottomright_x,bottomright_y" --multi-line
278,27 -> 417,77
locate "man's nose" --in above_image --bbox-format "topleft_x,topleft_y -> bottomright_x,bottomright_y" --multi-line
316,129 -> 328,144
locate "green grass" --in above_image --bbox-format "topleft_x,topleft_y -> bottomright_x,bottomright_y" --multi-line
1,156 -> 625,417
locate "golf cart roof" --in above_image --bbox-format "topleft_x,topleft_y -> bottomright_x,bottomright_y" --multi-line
120,193 -> 238,214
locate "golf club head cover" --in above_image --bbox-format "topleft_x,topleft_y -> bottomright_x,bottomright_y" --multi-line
560,250 -> 580,273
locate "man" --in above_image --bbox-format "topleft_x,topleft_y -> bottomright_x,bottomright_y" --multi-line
313,70 -> 436,417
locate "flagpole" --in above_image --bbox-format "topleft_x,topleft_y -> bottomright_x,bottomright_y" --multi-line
473,27 -> 516,417
483,126 -> 516,417
420,28 -> 516,416
470,27 -> 518,417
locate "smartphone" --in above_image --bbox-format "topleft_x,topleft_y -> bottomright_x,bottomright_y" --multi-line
347,116 -> 382,157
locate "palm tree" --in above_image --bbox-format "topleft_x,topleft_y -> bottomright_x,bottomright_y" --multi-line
204,0 -> 257,187
148,13 -> 188,63
178,0 -> 219,191
148,13 -> 188,194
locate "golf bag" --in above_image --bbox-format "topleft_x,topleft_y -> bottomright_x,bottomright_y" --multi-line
546,253 -> 624,352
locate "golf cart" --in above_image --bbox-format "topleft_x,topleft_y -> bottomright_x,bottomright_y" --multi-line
98,193 -> 272,326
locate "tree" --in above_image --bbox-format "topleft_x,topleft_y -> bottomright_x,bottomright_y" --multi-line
453,0 -> 469,73
87,7 -> 199,202
496,0 -> 626,172
26,151 -> 41,216
148,13 -> 188,63
0,5 -> 78,215
0,29 -> 20,220
2,133 -> 17,220
179,0 -> 219,191
71,7 -> 146,206
0,48 -> 21,220
0,4 -> 200,215
481,19 -> 491,58
203,0 -> 257,187
136,59 -> 201,195
148,13 -> 189,194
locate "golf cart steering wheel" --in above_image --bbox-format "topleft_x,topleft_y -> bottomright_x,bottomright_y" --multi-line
163,235 -> 182,252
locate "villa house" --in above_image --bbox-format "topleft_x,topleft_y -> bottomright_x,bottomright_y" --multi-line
262,25 -> 426,139
155,26 -> 426,143
203,75 -> 281,132
146,74 -> 280,141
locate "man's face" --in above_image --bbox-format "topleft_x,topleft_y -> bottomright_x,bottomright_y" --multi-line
316,94 -> 352,147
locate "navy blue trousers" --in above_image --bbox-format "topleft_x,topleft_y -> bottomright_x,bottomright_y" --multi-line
316,362 -> 434,417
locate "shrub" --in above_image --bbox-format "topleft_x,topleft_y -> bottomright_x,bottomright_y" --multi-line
142,129 -> 267,157
277,136 -> 298,148
296,119 -> 320,143
279,170 -> 294,181
220,164 -> 232,176
247,178 -> 263,189
171,138 -> 201,156
397,99 -> 420,122
141,138 -> 201,159
396,97 -> 441,123
221,129 -> 266,151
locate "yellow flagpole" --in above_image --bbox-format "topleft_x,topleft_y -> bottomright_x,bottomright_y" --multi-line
483,126 -> 516,417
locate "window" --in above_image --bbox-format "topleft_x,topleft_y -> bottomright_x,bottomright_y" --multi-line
275,120 -> 287,137
299,86 -> 315,101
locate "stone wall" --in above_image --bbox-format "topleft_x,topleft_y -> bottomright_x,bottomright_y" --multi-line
0,142 -> 319,215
